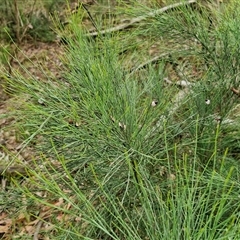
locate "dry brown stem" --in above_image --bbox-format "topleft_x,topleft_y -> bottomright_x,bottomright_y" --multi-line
231,87 -> 240,96
87,0 -> 197,37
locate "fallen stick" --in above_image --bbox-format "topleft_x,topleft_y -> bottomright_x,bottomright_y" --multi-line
87,0 -> 197,37
0,165 -> 29,176
33,220 -> 43,240
129,52 -> 170,75
231,87 -> 240,96
147,78 -> 191,136
149,79 -> 237,137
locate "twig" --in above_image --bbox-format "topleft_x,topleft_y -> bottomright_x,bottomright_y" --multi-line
149,80 -> 237,137
129,47 -> 192,75
33,220 -> 43,240
0,166 -> 29,176
13,0 -> 20,43
82,3 -> 99,33
163,77 -> 192,88
231,87 -> 240,96
87,0 -> 197,36
129,52 -> 170,75
1,178 -> 7,191
150,78 -> 191,134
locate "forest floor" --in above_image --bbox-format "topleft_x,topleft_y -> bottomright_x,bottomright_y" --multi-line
0,40 -> 65,238
0,40 -> 65,162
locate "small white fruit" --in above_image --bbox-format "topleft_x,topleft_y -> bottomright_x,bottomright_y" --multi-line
151,100 -> 158,107
205,99 -> 210,105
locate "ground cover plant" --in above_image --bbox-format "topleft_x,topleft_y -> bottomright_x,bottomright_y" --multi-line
1,0 -> 240,239
0,0 -> 75,43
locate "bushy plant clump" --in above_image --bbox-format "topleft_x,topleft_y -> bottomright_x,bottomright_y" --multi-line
4,0 -> 240,239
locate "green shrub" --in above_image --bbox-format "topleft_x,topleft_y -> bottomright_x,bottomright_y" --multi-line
5,0 -> 240,238
0,0 -> 70,43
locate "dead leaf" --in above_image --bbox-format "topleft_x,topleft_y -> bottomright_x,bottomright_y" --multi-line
0,218 -> 12,233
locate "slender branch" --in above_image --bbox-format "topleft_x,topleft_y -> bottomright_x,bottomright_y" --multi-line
145,78 -> 192,138
129,52 -> 170,75
82,3 -> 99,32
231,87 -> 240,97
129,47 -> 192,75
87,0 -> 197,36
0,165 -> 28,176
148,79 -> 237,137
33,220 -> 43,240
13,0 -> 20,43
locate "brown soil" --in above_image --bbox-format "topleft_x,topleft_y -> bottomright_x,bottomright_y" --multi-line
0,40 -> 65,239
0,41 -> 64,165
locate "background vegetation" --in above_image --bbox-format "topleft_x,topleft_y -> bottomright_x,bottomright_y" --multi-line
1,0 -> 240,239
0,0 -> 71,43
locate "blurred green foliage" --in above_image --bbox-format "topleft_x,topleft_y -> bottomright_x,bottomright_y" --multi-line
0,0 -> 73,43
